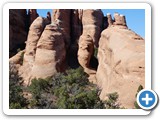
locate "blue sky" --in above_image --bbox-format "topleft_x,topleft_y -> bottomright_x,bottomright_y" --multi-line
36,9 -> 145,38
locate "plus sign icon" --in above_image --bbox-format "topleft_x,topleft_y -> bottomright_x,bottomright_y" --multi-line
137,89 -> 158,110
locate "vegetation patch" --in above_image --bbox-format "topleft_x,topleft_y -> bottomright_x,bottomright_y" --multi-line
134,85 -> 144,109
9,65 -> 123,109
9,63 -> 28,109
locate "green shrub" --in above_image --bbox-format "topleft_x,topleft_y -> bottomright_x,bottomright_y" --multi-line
134,85 -> 144,109
104,92 -> 120,109
9,63 -> 28,109
27,77 -> 55,109
19,51 -> 24,65
28,67 -> 105,109
51,67 -> 105,109
10,65 -> 122,109
94,48 -> 98,58
28,78 -> 50,99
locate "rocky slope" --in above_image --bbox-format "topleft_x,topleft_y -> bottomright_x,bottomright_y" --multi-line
9,9 -> 145,108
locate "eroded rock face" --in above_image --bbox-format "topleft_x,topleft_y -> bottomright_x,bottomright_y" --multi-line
96,25 -> 145,108
107,13 -> 113,27
82,9 -> 103,47
23,17 -> 46,66
31,24 -> 66,79
19,17 -> 47,85
18,15 -> 66,85
20,21 -> 66,85
78,35 -> 94,68
78,35 -> 97,83
9,50 -> 25,66
9,9 -> 27,57
77,9 -> 103,82
113,13 -> 127,27
52,9 -> 71,48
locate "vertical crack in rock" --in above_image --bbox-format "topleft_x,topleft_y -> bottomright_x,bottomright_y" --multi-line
68,9 -> 83,68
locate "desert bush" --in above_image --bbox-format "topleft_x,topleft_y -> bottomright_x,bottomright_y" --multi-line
94,48 -> 98,58
9,63 -> 28,109
134,85 -> 144,109
19,51 -> 24,65
104,92 -> 120,109
10,65 -> 121,109
28,67 -> 105,109
27,77 -> 56,109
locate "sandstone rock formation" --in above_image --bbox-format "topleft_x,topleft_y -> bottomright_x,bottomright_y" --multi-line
78,35 -> 94,69
96,14 -> 144,108
18,17 -> 45,85
82,9 -> 103,47
23,17 -> 46,66
107,13 -> 113,27
31,24 -> 66,79
78,35 -> 97,83
9,9 -> 145,109
19,17 -> 46,85
9,50 -> 25,66
18,15 -> 66,85
77,9 -> 103,82
52,9 -> 71,48
9,9 -> 27,57
113,13 -> 127,27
